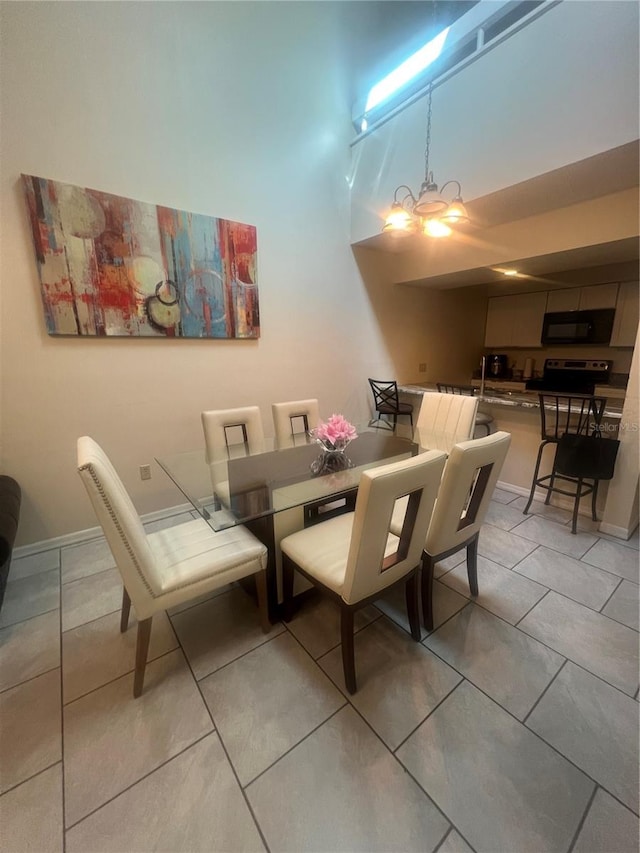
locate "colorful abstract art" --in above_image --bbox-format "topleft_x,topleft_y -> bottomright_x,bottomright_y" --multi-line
22,175 -> 259,338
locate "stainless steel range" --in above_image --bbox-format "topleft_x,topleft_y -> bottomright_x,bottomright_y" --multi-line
525,358 -> 612,395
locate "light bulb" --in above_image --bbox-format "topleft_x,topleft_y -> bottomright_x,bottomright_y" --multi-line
423,218 -> 452,237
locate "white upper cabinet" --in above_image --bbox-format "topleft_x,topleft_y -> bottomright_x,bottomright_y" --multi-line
484,292 -> 547,347
545,284 -> 619,313
545,288 -> 580,313
610,282 -> 639,347
578,283 -> 619,310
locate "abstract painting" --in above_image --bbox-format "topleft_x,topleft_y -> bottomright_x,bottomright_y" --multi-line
22,175 -> 259,338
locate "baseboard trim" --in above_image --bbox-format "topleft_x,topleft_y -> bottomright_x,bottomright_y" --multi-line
597,521 -> 637,540
13,503 -> 193,559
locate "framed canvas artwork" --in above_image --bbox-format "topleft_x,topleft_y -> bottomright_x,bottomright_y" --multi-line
22,174 -> 259,338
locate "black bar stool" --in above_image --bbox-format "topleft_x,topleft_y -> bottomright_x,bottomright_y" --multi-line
523,394 -> 619,533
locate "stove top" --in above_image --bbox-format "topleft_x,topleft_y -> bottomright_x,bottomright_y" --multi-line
525,359 -> 612,395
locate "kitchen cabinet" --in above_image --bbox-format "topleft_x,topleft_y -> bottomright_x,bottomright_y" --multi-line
610,281 -> 639,347
545,284 -> 619,313
484,291 -> 547,347
578,283 -> 618,310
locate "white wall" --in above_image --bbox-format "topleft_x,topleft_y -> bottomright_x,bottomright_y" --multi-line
0,1 -> 431,545
351,0 -> 640,243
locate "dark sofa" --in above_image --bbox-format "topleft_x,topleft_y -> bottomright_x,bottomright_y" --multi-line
0,476 -> 22,612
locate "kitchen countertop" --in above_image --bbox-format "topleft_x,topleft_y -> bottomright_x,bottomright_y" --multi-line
399,384 -> 624,419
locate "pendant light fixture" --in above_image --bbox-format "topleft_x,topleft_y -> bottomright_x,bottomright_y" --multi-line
383,82 -> 470,237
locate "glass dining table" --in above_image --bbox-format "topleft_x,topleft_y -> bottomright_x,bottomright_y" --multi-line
156,422 -> 421,620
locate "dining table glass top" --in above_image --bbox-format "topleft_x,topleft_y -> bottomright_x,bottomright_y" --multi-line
155,422 -> 421,531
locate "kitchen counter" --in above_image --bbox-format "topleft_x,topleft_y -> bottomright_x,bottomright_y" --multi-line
399,384 -> 624,419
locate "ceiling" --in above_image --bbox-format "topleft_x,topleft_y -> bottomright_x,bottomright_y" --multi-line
354,140 -> 640,288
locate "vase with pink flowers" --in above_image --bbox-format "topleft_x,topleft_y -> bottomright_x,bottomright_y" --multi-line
310,414 -> 358,475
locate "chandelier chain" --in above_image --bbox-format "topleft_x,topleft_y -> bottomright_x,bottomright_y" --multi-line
424,83 -> 433,182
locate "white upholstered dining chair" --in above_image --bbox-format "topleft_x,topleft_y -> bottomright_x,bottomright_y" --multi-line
280,449 -> 447,693
272,398 -> 320,447
415,391 -> 479,452
77,436 -> 269,698
201,406 -> 266,507
392,431 -> 511,630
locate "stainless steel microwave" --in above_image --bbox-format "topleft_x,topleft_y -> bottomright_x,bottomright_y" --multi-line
540,308 -> 615,345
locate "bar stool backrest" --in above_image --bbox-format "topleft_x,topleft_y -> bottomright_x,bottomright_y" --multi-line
538,395 -> 606,441
436,383 -> 476,396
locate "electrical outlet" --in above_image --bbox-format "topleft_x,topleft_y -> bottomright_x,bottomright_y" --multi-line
139,464 -> 151,481
418,363 -> 427,373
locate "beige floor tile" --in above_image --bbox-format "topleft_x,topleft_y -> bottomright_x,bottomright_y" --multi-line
425,604 -> 564,720
61,567 -> 123,632
318,617 -> 462,749
0,764 -> 63,853
438,829 -> 475,853
582,538 -> 640,583
573,788 -> 640,853
513,546 -> 620,611
0,569 -> 59,629
200,632 -> 344,785
376,579 -> 468,639
490,488 -> 520,505
62,610 -> 178,703
519,592 -> 639,697
441,555 -> 547,624
485,500 -> 530,530
170,586 -> 284,680
477,524 -> 538,568
510,495 -> 575,525
511,515 -> 598,560
65,734 -> 264,853
0,669 -> 61,794
247,705 -> 450,852
397,681 -> 594,853
63,649 -> 213,826
61,537 -> 115,584
0,610 -> 60,692
602,579 -> 639,630
8,549 -> 60,582
526,662 -> 639,813
285,592 -> 379,659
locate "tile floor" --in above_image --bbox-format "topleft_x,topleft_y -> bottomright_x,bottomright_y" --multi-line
1,498 -> 639,853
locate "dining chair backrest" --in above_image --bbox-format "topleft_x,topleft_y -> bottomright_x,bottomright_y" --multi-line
342,449 -> 447,605
416,392 -> 478,453
425,431 -> 511,557
201,406 -> 265,461
272,399 -> 320,447
368,378 -> 400,412
77,436 -> 157,616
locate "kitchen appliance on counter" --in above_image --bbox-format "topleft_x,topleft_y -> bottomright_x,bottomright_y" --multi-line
525,359 -> 612,395
487,353 -> 509,379
541,309 -> 615,345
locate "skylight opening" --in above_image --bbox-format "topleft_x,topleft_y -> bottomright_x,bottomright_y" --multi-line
364,27 -> 450,115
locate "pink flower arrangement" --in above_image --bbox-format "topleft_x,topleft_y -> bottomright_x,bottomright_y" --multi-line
312,414 -> 358,450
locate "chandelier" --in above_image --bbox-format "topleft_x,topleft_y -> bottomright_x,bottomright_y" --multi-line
383,83 -> 470,237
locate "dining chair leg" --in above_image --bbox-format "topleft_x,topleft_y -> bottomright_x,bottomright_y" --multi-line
466,536 -> 479,597
405,572 -> 421,641
282,553 -> 295,623
133,617 -> 152,698
255,569 -> 271,634
120,587 -> 131,633
340,607 -> 357,694
421,553 -> 435,632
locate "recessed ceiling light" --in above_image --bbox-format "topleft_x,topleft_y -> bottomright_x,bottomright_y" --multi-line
502,269 -> 519,276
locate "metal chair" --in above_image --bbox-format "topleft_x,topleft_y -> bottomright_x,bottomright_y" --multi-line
368,379 -> 413,430
523,394 -> 615,533
436,382 -> 494,437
